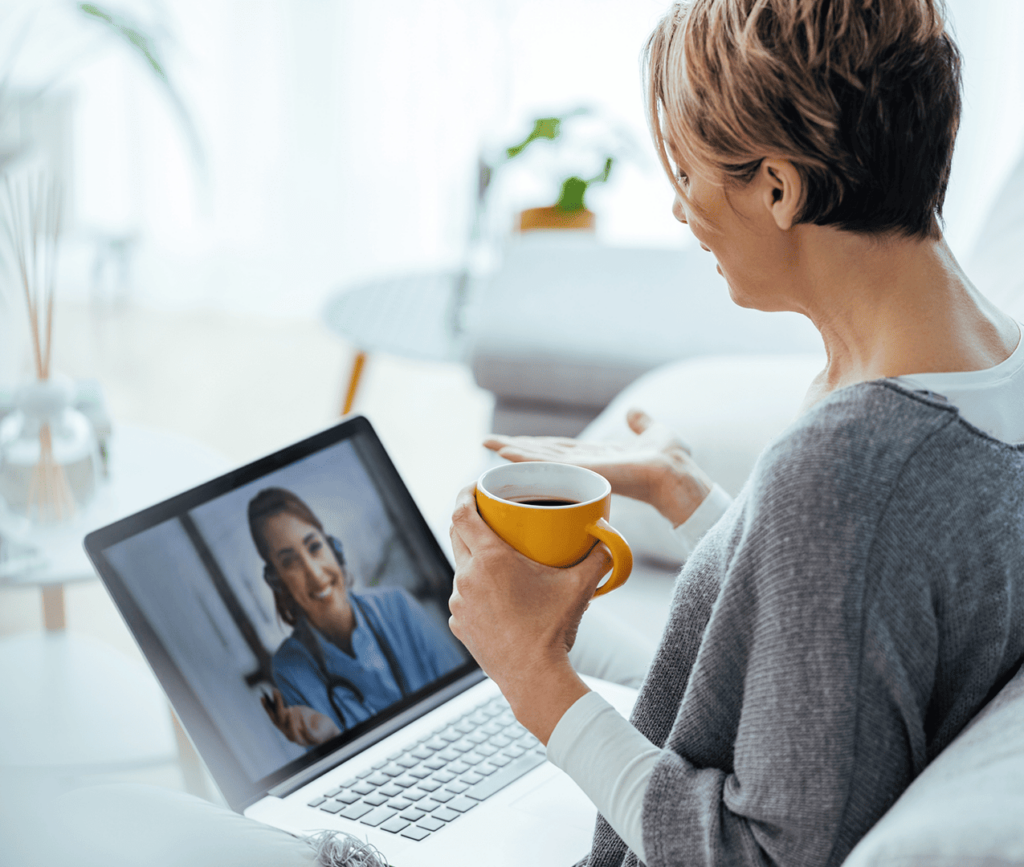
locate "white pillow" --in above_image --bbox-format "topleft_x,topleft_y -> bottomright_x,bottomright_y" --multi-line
579,352 -> 824,566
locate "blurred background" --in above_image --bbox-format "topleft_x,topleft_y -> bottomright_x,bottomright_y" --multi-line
0,0 -> 1022,806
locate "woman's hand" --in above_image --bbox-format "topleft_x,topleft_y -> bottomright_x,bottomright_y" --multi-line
448,485 -> 610,743
485,409 -> 715,527
261,688 -> 341,747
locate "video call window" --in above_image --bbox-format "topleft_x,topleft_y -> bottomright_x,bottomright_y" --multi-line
102,436 -> 469,785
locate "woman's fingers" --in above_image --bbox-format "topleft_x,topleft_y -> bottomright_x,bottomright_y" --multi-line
450,484 -> 504,552
449,520 -> 471,564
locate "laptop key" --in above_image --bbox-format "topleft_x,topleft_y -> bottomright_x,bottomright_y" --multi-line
352,782 -> 376,795
432,770 -> 456,783
466,752 -> 546,802
489,754 -> 512,768
460,752 -> 485,767
446,796 -> 477,813
389,798 -> 413,811
400,808 -> 426,822
401,826 -> 432,841
445,782 -> 469,795
417,817 -> 445,832
424,757 -> 447,770
449,761 -> 471,774
424,738 -> 448,752
417,780 -> 442,793
408,767 -> 432,779
366,772 -> 391,786
411,746 -> 434,760
394,776 -> 418,788
307,797 -> 326,808
461,772 -> 484,785
363,793 -> 389,807
476,744 -> 498,757
473,762 -> 497,776
323,787 -> 343,798
432,807 -> 461,822
395,756 -> 419,769
380,783 -> 403,797
437,748 -> 460,762
380,816 -> 411,834
340,803 -> 374,820
430,791 -> 454,804
336,791 -> 361,805
380,765 -> 404,779
319,800 -> 345,814
359,807 -> 398,827
403,789 -> 427,802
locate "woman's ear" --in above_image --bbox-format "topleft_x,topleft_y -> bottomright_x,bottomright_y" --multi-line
759,158 -> 802,230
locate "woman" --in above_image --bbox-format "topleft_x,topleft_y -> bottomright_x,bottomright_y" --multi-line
249,487 -> 465,745
449,1 -> 1024,865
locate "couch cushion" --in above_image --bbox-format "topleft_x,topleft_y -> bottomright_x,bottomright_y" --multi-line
965,147 -> 1024,321
468,234 -> 822,409
579,352 -> 825,566
842,661 -> 1024,866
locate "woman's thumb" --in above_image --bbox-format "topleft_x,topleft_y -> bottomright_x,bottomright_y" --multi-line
626,408 -> 652,434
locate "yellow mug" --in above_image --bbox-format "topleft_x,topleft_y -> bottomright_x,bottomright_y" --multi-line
475,462 -> 632,596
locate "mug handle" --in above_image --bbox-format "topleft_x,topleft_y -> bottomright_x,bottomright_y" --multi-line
586,517 -> 633,597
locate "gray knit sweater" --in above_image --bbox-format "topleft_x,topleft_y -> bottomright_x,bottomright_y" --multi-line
585,380 -> 1024,867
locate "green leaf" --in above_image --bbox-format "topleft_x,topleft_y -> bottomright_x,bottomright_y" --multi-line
505,116 -> 561,159
556,176 -> 588,212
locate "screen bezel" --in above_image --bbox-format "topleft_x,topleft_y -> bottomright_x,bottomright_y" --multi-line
84,414 -> 479,811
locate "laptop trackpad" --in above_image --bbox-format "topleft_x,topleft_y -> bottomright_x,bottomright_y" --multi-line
509,768 -> 598,830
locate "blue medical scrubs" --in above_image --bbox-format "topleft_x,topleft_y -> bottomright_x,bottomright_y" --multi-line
271,587 -> 465,732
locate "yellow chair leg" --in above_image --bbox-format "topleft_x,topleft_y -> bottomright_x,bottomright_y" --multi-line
342,350 -> 368,416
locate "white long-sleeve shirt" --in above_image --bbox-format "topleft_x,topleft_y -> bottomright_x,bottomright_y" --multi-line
547,326 -> 1024,863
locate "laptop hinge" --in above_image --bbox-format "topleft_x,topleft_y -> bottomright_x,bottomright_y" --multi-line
268,669 -> 487,799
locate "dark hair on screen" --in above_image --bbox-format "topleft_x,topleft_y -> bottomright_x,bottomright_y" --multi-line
248,487 -> 332,627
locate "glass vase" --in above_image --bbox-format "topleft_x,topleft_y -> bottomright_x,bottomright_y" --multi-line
0,375 -> 101,527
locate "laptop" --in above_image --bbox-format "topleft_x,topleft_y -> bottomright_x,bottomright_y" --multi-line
84,414 -> 637,866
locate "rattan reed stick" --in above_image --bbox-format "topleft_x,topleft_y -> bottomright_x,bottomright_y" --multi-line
1,173 -> 74,521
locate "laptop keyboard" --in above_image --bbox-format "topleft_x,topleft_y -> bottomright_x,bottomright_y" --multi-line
306,694 -> 546,842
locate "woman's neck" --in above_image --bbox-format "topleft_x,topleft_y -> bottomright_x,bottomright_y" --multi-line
311,602 -> 357,656
788,227 -> 1019,408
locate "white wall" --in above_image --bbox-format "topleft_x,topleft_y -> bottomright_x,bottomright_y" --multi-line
4,0 -> 1022,317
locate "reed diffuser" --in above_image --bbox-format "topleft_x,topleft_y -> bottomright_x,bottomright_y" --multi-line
0,173 -> 99,525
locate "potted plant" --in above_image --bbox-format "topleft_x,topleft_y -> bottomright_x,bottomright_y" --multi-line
482,108 -> 629,232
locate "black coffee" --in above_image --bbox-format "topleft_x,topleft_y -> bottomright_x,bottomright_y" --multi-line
509,496 -> 579,507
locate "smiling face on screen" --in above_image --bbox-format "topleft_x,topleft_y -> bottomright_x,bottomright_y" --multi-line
261,512 -> 350,634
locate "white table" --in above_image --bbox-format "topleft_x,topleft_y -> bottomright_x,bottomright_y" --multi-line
0,424 -> 230,790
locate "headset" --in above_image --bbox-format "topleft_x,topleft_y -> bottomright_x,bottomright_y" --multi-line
262,535 -> 410,730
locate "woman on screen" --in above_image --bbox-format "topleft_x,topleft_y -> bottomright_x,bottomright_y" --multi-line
248,487 -> 465,746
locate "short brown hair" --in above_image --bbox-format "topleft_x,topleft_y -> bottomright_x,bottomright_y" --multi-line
644,0 -> 962,238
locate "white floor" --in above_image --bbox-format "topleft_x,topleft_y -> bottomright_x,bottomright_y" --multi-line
0,300 -> 676,800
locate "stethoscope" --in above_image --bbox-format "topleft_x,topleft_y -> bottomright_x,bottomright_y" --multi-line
263,535 -> 410,731
303,592 -> 410,730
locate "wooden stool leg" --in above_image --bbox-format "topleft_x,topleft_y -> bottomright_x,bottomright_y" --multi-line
41,585 -> 66,631
171,708 -> 211,799
341,350 -> 368,415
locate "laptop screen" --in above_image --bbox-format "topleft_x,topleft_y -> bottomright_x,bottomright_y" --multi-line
85,416 -> 476,810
